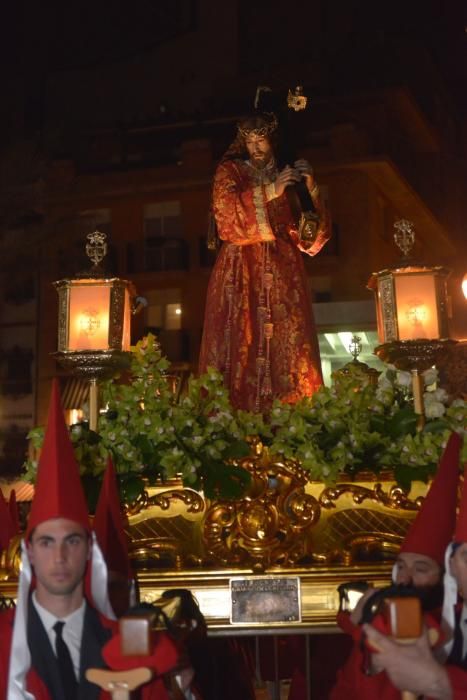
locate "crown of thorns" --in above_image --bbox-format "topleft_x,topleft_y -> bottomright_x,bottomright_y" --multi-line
237,112 -> 278,139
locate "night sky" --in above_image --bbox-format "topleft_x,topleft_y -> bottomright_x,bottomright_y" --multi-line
1,0 -> 467,145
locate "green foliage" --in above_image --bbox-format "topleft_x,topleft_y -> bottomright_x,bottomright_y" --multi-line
24,337 -> 467,500
261,363 -> 466,485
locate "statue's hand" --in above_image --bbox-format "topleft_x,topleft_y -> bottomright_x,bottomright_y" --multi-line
294,159 -> 316,191
274,165 -> 301,197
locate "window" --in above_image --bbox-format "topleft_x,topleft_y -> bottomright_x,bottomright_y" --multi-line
144,201 -> 182,238
143,201 -> 188,272
143,289 -> 188,361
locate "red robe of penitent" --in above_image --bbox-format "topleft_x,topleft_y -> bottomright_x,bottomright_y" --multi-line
199,157 -> 331,412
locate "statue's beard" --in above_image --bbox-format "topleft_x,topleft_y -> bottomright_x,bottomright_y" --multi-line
249,153 -> 273,170
251,154 -> 267,167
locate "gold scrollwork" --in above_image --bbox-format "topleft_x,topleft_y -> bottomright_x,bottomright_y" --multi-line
319,482 -> 422,511
124,488 -> 205,517
0,535 -> 22,580
203,448 -> 321,571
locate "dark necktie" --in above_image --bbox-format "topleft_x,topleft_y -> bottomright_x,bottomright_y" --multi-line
447,612 -> 467,670
53,620 -> 78,699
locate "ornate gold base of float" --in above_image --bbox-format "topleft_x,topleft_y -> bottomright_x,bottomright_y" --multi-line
0,446 -> 427,632
127,449 -> 425,631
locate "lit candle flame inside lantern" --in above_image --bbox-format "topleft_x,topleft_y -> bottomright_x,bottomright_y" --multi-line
79,309 -> 101,336
404,301 -> 428,327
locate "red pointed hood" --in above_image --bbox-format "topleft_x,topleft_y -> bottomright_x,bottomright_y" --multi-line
26,379 -> 90,538
93,455 -> 131,579
8,490 -> 20,536
400,432 -> 462,565
454,453 -> 467,543
0,488 -> 15,551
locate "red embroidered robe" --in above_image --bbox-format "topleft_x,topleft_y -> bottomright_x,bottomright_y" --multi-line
199,157 -> 331,412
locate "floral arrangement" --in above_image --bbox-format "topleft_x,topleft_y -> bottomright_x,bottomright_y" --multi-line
25,334 -> 466,505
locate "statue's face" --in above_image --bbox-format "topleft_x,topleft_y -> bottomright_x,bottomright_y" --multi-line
245,134 -> 273,166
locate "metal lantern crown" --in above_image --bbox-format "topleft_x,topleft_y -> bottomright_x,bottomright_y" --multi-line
367,220 -> 451,345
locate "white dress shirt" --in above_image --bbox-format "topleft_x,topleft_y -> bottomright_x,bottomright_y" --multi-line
32,592 -> 85,679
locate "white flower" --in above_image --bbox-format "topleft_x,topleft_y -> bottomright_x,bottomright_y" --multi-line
423,368 -> 438,387
396,371 -> 412,388
424,401 -> 446,419
378,375 -> 392,391
432,388 -> 448,404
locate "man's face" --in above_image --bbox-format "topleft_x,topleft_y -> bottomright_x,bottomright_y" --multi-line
245,135 -> 273,166
394,552 -> 441,588
27,518 -> 90,598
450,543 -> 467,598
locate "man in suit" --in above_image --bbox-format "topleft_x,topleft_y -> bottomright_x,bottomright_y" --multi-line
0,381 -> 179,699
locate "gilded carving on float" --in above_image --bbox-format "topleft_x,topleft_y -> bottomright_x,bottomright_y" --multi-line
203,449 -> 321,571
203,446 -> 320,571
319,482 -> 422,511
125,486 -> 205,518
0,535 -> 22,582
117,444 -> 427,573
124,482 -> 206,570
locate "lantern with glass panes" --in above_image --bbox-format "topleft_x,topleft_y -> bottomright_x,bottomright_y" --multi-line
53,231 -> 136,430
367,220 -> 457,428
